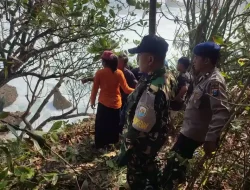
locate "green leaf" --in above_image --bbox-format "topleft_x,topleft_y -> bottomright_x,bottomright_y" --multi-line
106,160 -> 115,168
213,35 -> 224,45
0,181 -> 7,190
93,55 -> 101,62
126,0 -> 136,6
141,1 -> 149,9
33,130 -> 47,136
32,139 -> 44,156
109,9 -> 115,18
44,173 -> 58,185
99,38 -> 107,47
49,121 -> 64,133
50,132 -> 59,143
52,174 -> 58,185
22,0 -> 28,4
244,3 -> 250,10
6,125 -> 19,138
139,19 -> 143,26
69,11 -> 82,17
231,123 -> 241,131
4,67 -> 7,79
14,166 -> 35,181
0,168 -> 8,180
68,0 -> 74,11
0,112 -> 9,119
133,39 -> 140,45
135,1 -> 142,9
0,146 -> 14,172
245,106 -> 250,111
82,0 -> 89,4
44,173 -> 56,179
202,177 -> 208,186
75,3 -> 82,11
156,2 -> 162,8
238,58 -> 249,66
220,72 -> 231,79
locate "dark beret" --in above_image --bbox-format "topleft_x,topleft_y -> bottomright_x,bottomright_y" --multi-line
193,42 -> 221,60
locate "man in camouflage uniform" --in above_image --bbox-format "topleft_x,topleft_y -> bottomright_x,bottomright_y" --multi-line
117,35 -> 177,190
161,42 -> 230,189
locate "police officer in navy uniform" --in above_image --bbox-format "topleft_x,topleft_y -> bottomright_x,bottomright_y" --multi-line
161,42 -> 230,189
117,35 -> 177,190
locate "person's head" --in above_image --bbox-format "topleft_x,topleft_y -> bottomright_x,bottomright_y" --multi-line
193,42 -> 220,73
128,35 -> 169,73
101,50 -> 118,73
177,57 -> 190,72
118,53 -> 128,70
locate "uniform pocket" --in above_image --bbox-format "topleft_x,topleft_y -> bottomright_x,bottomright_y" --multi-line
187,89 -> 203,109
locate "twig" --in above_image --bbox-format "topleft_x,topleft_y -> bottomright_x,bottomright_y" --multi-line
29,77 -> 64,125
86,171 -> 102,189
231,76 -> 250,113
205,93 -> 250,107
47,144 -> 81,190
36,112 -> 89,130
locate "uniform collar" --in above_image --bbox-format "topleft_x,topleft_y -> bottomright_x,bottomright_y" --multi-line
198,72 -> 210,83
197,68 -> 216,84
148,67 -> 166,81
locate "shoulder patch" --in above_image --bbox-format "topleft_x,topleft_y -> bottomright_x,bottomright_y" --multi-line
210,82 -> 220,97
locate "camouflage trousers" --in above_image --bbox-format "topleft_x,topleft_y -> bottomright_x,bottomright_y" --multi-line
127,151 -> 160,190
126,130 -> 168,190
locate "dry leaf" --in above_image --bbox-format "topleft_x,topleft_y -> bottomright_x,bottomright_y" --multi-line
102,151 -> 117,158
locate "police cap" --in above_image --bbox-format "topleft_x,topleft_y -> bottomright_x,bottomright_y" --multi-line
193,42 -> 220,61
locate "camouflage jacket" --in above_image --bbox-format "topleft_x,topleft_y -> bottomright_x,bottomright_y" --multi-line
117,67 -> 177,164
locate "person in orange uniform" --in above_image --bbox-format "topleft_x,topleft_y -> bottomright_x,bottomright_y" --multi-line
90,50 -> 134,149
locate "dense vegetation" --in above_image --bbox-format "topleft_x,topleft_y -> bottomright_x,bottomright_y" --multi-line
0,0 -> 250,189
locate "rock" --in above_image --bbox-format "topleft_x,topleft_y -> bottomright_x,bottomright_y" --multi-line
1,111 -> 30,126
0,84 -> 18,108
53,87 -> 72,110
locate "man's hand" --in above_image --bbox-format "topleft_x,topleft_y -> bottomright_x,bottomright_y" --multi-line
203,141 -> 217,157
81,77 -> 93,84
91,104 -> 96,109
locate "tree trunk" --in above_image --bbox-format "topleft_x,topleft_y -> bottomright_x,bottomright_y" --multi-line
149,0 -> 157,35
